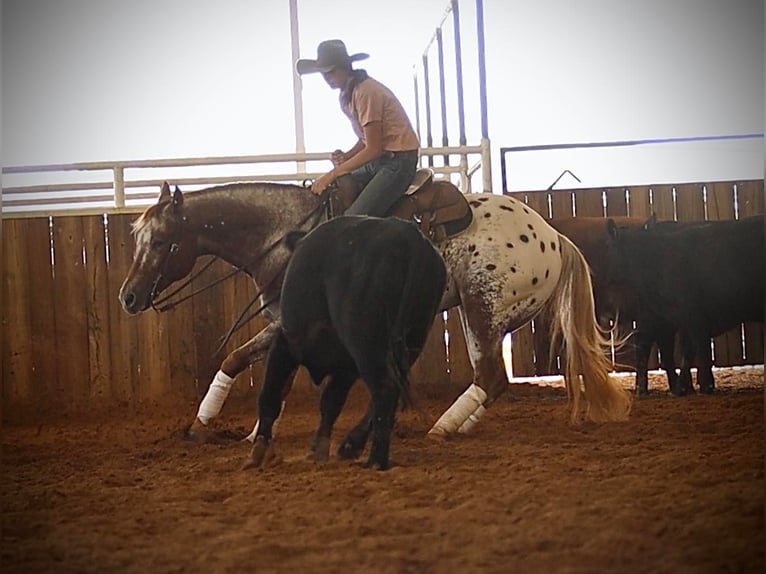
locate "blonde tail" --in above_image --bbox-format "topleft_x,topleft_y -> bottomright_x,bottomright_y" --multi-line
546,234 -> 632,423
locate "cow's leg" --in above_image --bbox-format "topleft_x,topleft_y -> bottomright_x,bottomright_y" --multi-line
309,370 -> 357,462
187,321 -> 282,443
338,401 -> 373,460
674,333 -> 696,396
632,326 -> 656,397
364,375 -> 399,471
243,332 -> 297,470
693,333 -> 715,394
655,325 -> 679,393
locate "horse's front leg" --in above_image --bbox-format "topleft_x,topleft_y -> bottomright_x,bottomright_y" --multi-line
186,321 -> 282,443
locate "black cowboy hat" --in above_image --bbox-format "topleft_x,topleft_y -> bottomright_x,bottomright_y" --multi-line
295,39 -> 369,75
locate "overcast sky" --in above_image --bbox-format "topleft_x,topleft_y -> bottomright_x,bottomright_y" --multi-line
2,0 -> 764,192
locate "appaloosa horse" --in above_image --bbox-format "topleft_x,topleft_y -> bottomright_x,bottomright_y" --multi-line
119,181 -> 630,447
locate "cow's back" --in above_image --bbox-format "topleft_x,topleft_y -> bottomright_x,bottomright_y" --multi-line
610,216 -> 764,335
279,216 -> 447,381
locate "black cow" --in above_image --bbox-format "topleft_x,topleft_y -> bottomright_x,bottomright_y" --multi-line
606,215 -> 764,395
550,216 -> 680,396
245,215 -> 447,471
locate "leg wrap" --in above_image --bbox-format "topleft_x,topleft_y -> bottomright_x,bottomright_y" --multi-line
196,370 -> 234,425
457,404 -> 486,434
428,384 -> 488,436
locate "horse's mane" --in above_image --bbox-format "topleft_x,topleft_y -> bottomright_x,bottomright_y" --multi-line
132,181 -> 308,236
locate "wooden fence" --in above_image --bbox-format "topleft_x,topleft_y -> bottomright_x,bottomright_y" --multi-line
2,179 -> 763,422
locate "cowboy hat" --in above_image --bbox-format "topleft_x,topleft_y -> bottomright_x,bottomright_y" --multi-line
296,39 -> 369,75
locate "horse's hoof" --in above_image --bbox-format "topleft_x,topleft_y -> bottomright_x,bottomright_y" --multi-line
308,436 -> 330,462
337,441 -> 363,460
242,437 -> 280,470
184,419 -> 248,444
363,458 -> 390,471
426,428 -> 450,441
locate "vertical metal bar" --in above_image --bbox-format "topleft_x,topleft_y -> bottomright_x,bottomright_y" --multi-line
422,54 -> 434,168
413,69 -> 422,164
452,0 -> 466,147
476,0 -> 489,140
481,138 -> 492,193
113,166 -> 125,208
436,28 -> 449,166
289,0 -> 306,174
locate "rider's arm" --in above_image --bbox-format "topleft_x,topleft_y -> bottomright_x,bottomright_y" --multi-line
332,121 -> 384,177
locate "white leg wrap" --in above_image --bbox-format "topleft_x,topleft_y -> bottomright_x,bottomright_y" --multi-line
244,401 -> 286,443
428,384 -> 488,436
457,404 -> 486,434
196,370 -> 234,425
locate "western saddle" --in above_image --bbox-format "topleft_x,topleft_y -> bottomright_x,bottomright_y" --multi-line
327,168 -> 473,242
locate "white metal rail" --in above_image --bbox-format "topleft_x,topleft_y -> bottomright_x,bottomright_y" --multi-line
2,145 -> 489,218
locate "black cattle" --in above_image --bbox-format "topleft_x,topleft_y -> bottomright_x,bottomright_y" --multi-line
549,216 -> 680,396
245,215 -> 447,471
606,215 -> 764,395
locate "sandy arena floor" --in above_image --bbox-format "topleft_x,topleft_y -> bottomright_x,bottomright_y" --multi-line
2,368 -> 763,573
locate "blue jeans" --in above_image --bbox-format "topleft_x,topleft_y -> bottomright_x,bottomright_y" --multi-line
345,150 -> 419,217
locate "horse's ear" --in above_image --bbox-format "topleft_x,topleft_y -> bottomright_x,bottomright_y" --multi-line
159,181 -> 171,203
606,218 -> 619,240
172,186 -> 184,209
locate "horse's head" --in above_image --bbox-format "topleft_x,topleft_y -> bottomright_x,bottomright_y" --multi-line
119,182 -> 199,314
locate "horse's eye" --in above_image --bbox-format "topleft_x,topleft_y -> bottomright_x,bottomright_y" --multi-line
151,239 -> 167,250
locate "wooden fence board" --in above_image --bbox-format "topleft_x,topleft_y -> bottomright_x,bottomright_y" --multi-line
83,215 -> 113,404
704,183 -> 743,366
738,180 -> 764,365
574,188 -> 604,217
675,183 -> 705,222
2,219 -> 33,408
191,258 -> 229,397
706,182 -> 735,221
446,309 -> 472,388
550,191 -> 574,219
52,216 -> 90,409
24,218 -> 58,409
106,214 -> 139,404
627,186 -> 652,219
651,185 -> 676,220
411,315 -> 449,392
605,188 -> 628,217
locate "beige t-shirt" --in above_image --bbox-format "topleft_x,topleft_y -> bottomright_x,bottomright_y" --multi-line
340,76 -> 420,152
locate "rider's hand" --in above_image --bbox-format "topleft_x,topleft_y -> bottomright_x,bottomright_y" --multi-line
331,149 -> 346,167
311,171 -> 335,195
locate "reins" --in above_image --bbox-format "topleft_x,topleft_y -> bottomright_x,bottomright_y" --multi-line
149,188 -> 331,346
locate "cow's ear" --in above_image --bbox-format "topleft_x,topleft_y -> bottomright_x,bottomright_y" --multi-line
606,218 -> 619,240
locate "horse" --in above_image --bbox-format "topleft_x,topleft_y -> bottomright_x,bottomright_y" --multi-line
119,180 -> 631,447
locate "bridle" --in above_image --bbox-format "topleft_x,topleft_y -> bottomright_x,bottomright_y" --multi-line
146,189 -> 331,339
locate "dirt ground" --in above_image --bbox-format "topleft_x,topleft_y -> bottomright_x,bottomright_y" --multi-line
2,368 -> 763,574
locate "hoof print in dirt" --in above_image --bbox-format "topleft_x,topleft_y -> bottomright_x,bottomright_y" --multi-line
184,425 -> 248,445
